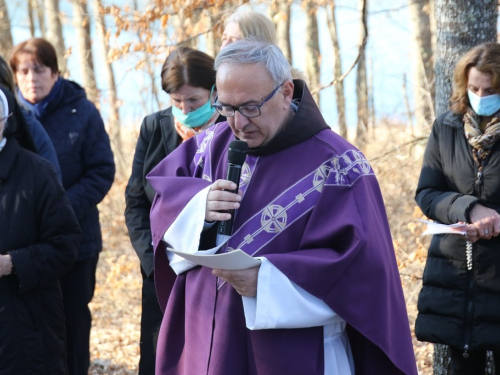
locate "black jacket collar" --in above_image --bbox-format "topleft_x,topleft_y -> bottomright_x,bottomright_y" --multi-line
442,111 -> 465,129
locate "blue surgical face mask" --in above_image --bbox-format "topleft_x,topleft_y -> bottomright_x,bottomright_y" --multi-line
171,86 -> 216,128
468,90 -> 500,116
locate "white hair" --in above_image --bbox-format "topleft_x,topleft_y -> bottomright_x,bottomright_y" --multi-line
0,89 -> 7,118
0,89 -> 7,137
215,39 -> 292,86
226,11 -> 278,45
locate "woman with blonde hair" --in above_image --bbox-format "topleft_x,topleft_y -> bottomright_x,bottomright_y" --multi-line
415,42 -> 500,374
221,10 -> 306,81
221,10 -> 278,48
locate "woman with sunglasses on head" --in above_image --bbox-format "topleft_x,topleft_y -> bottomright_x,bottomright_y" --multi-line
125,46 -> 225,375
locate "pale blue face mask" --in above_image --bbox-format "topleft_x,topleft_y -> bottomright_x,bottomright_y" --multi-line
171,86 -> 216,128
468,90 -> 500,116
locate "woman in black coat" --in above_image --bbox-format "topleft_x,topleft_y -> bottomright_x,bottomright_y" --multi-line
416,42 -> 500,374
10,38 -> 115,375
125,47 -> 224,375
0,85 -> 80,374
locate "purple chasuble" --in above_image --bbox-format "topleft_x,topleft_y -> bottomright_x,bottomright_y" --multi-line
148,81 -> 417,375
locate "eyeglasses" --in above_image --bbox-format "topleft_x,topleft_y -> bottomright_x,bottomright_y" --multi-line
212,82 -> 285,118
0,113 -> 12,123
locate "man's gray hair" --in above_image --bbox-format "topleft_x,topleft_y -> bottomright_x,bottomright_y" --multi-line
215,39 -> 292,86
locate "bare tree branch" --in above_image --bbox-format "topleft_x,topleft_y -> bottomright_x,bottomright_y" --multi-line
369,136 -> 427,163
310,0 -> 367,96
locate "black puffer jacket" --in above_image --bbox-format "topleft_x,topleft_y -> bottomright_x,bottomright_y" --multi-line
0,137 -> 81,374
415,110 -> 500,352
37,79 -> 115,260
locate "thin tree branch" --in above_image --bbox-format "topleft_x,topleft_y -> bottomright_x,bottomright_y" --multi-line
369,136 -> 427,163
310,0 -> 368,96
336,0 -> 429,15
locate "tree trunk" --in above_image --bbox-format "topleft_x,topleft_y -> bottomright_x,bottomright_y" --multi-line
175,11 -> 199,49
435,0 -> 497,117
270,0 -> 292,63
206,2 -> 238,57
71,0 -> 99,104
433,2 -> 497,373
368,55 -> 375,133
402,73 -> 414,131
428,0 -> 437,64
325,0 -> 347,139
408,0 -> 434,135
28,0 -> 36,37
305,1 -> 321,104
0,0 -> 13,59
355,0 -> 368,149
44,0 -> 67,75
92,0 -> 125,178
132,1 -> 161,113
37,0 -> 47,37
205,10 -> 218,57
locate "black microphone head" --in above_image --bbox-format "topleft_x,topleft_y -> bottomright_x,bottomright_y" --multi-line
228,140 -> 248,165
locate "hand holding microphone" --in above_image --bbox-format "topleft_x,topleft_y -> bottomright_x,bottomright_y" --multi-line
205,141 -> 248,227
205,180 -> 242,222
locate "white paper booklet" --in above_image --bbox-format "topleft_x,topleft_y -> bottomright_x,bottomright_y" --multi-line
168,248 -> 261,270
418,219 -> 467,236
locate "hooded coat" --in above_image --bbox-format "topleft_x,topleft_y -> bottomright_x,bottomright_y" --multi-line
23,78 -> 115,260
21,106 -> 62,181
0,86 -> 81,374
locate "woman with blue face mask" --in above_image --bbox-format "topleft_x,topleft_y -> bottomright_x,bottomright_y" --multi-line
415,42 -> 500,374
163,47 -> 222,142
125,46 -> 224,375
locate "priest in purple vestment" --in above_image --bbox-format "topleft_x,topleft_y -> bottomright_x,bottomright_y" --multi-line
148,39 -> 417,375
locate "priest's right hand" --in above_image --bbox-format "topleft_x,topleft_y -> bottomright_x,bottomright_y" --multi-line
206,179 -> 242,222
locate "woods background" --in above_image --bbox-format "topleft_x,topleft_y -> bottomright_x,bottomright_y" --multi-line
1,0 -> 499,374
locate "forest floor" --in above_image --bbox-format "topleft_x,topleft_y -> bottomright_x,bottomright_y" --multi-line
88,123 -> 433,374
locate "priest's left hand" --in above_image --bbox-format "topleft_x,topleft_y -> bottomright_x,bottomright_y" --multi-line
213,266 -> 260,297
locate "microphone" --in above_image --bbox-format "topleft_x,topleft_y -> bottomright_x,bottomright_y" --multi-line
218,140 -> 249,236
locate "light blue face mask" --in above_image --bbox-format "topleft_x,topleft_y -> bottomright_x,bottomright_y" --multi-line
171,86 -> 216,128
468,90 -> 500,116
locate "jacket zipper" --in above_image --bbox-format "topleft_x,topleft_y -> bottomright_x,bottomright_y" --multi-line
475,170 -> 483,185
463,166 -> 485,357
